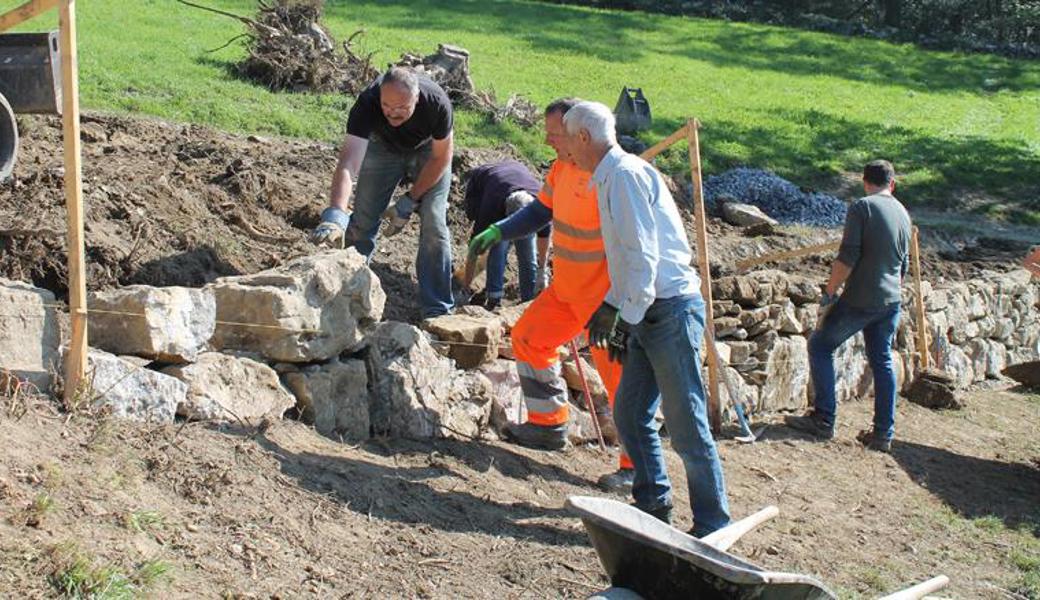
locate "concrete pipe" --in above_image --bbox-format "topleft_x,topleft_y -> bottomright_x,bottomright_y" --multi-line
0,92 -> 17,181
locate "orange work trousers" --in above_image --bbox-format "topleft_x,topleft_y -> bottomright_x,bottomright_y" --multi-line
512,285 -> 633,469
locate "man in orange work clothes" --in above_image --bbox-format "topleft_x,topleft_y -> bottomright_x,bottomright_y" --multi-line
469,98 -> 634,491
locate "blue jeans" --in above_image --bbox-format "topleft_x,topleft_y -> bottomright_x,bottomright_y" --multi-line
485,236 -> 537,302
614,294 -> 731,536
343,135 -> 453,318
809,300 -> 901,440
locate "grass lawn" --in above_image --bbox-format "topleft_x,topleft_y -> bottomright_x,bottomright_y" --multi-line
2,0 -> 1038,219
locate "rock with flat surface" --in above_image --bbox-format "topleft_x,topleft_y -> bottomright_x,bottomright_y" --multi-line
163,352 -> 294,422
281,359 -> 371,442
367,322 -> 490,439
421,312 -> 502,369
208,250 -> 384,363
721,202 -> 778,228
89,285 -> 215,362
86,348 -> 186,422
0,279 -> 62,392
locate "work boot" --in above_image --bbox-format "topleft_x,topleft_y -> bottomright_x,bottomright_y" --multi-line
784,411 -> 834,440
483,295 -> 502,311
856,429 -> 892,453
597,468 -> 635,493
635,502 -> 672,525
504,422 -> 567,451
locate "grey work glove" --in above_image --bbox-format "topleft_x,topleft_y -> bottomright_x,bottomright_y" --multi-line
310,207 -> 351,247
534,265 -> 550,294
383,194 -> 415,238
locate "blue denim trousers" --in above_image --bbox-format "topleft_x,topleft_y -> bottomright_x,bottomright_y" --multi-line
614,294 -> 731,536
485,236 -> 537,302
343,135 -> 453,318
808,300 -> 901,440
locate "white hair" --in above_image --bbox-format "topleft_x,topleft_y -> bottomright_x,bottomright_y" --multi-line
562,101 -> 616,145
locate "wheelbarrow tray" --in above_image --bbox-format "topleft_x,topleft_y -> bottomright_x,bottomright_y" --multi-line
567,496 -> 835,600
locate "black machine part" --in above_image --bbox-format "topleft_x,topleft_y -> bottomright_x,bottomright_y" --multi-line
0,92 -> 16,181
0,31 -> 63,114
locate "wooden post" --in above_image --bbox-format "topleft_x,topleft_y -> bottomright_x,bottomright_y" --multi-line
687,119 -> 721,433
639,122 -> 689,162
0,0 -> 59,32
910,226 -> 928,372
735,241 -> 842,272
59,0 -> 88,400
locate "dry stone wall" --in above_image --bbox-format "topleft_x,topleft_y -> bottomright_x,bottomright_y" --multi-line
710,268 -> 1039,418
1,256 -> 1034,441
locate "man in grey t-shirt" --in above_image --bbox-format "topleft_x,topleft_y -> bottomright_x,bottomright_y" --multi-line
786,160 -> 911,452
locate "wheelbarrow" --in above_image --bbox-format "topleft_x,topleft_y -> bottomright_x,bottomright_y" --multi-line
567,496 -> 950,600
0,31 -> 63,180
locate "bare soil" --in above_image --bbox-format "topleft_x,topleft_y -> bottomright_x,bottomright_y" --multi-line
0,387 -> 1037,598
1,113 -> 1028,325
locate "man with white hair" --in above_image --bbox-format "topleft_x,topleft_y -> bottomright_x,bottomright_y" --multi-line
560,100 -> 731,535
310,66 -> 455,318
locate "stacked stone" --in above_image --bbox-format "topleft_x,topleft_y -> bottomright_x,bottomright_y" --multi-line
902,269 -> 1039,390
0,251 -> 493,444
2,256 -> 1035,442
710,268 -> 1040,418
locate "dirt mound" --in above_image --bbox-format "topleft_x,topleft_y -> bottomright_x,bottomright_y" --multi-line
0,113 -> 530,322
0,112 -> 1025,323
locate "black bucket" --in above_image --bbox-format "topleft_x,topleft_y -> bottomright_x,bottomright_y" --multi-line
0,92 -> 16,181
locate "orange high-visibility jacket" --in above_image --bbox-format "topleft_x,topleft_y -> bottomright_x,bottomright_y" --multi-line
539,160 -> 610,303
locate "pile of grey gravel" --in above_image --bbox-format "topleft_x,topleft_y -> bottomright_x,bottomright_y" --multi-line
703,168 -> 848,228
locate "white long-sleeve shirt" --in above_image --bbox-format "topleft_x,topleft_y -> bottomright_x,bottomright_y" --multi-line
591,146 -> 699,324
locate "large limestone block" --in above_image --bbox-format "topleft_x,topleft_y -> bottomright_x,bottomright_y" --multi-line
280,358 -> 369,442
162,353 -> 294,422
89,285 -> 215,362
967,339 -> 1008,380
0,279 -> 62,391
479,359 -> 524,432
721,202 -> 778,227
718,366 -> 760,418
85,349 -> 186,422
758,336 -> 809,412
937,343 -> 975,389
421,312 -> 502,369
832,333 -> 873,404
367,322 -> 490,439
208,250 -> 385,362
561,355 -> 608,406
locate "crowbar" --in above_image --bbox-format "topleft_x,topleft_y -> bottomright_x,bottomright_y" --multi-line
569,340 -> 607,452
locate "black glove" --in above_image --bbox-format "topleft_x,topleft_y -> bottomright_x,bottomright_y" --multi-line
585,302 -> 619,349
607,318 -> 631,363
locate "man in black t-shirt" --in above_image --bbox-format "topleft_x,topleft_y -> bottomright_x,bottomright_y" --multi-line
311,67 -> 455,318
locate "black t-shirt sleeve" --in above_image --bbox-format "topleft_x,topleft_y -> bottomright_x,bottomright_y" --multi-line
431,93 -> 453,140
346,86 -> 381,140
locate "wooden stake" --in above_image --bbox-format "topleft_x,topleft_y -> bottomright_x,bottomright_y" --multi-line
735,241 -> 842,272
0,0 -> 59,33
910,226 -> 928,372
59,0 -> 88,400
688,119 -> 721,433
639,122 -> 689,162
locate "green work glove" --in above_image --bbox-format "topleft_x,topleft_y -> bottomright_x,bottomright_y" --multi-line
468,224 -> 502,257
